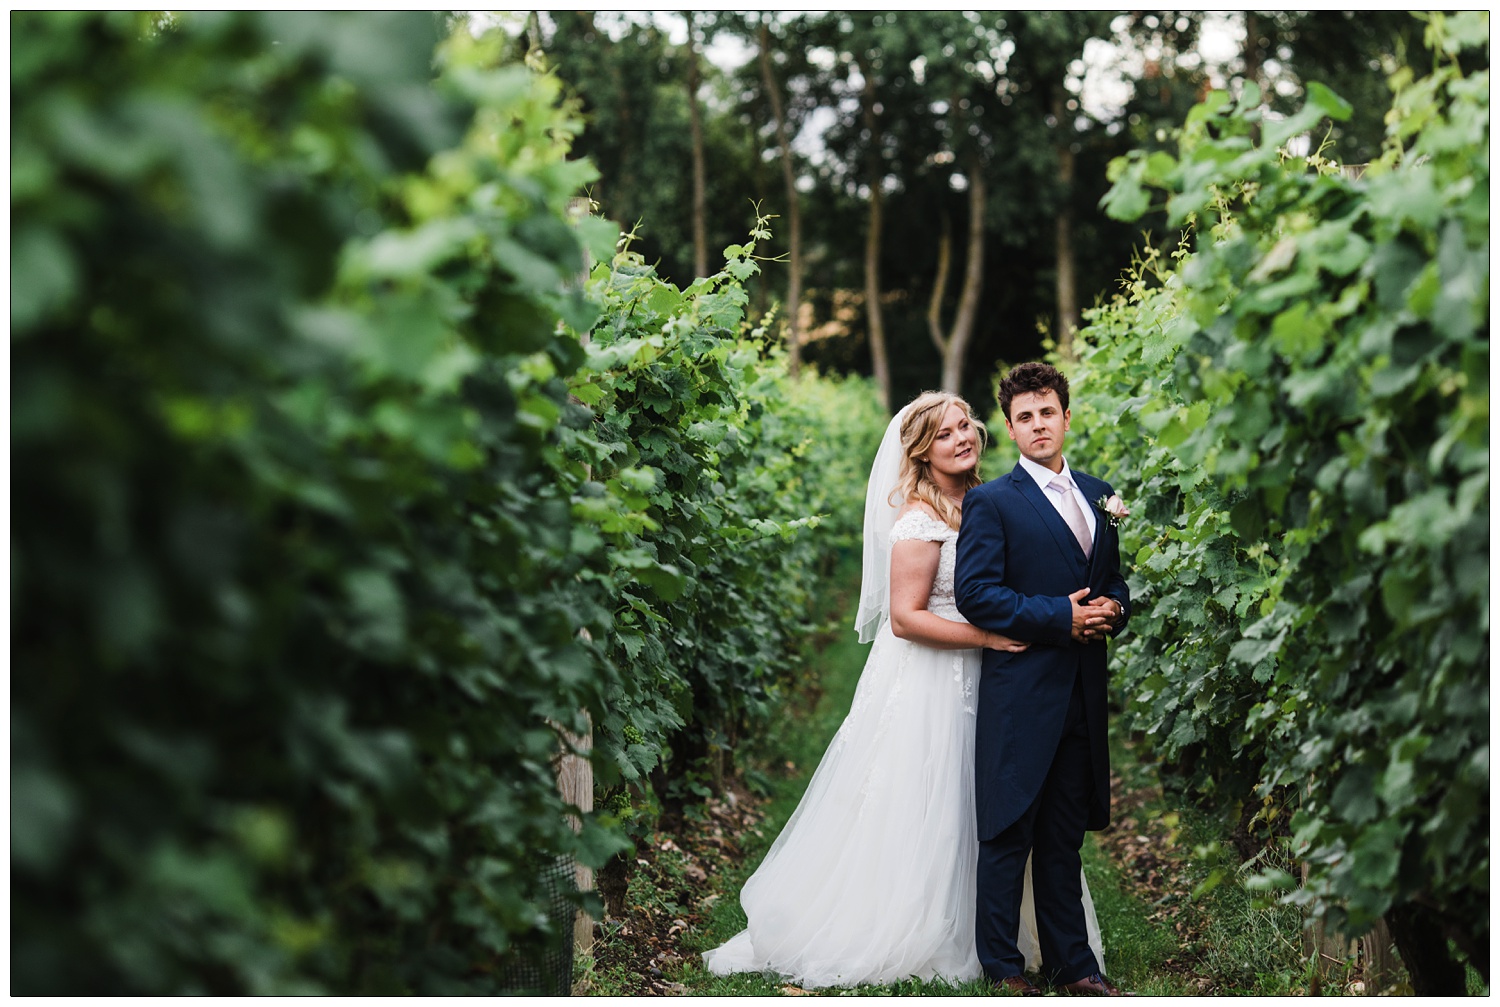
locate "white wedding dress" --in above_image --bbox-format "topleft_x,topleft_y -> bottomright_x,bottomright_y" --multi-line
703,509 -> 1105,988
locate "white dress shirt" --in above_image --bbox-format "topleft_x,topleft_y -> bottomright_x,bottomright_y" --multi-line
1017,453 -> 1097,541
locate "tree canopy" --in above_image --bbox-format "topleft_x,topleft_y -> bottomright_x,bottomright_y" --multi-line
536,10 -> 1438,410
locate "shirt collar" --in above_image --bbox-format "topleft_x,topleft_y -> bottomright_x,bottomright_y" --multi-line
1017,452 -> 1074,493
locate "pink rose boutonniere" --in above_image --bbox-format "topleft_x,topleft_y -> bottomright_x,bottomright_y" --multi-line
1097,494 -> 1130,527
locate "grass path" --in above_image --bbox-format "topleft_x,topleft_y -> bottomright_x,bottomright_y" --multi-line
573,565 -> 1436,997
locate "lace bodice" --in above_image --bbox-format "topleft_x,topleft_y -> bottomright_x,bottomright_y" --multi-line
888,509 -> 963,622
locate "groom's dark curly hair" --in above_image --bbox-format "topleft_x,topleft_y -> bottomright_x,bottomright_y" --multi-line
998,362 -> 1070,421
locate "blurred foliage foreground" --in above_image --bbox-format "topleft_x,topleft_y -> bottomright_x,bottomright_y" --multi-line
1068,11 -> 1488,993
12,12 -> 884,994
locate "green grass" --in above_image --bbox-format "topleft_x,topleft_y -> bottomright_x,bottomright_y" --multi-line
1083,714 -> 1331,996
1077,834 -> 1183,994
1079,752 -> 1312,995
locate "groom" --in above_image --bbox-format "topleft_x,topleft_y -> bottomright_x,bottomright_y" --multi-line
955,362 -> 1130,996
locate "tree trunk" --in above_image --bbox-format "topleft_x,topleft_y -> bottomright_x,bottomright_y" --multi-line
926,213 -> 953,357
685,11 -> 709,278
940,163 -> 984,395
596,18 -> 635,230
758,20 -> 802,376
1052,90 -> 1079,358
576,13 -> 604,208
859,64 -> 890,412
1385,901 -> 1467,996
923,166 -> 986,396
1242,11 -> 1262,91
745,112 -> 770,321
1241,13 -> 1265,146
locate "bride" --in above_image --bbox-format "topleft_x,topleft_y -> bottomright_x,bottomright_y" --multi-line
702,392 -> 1104,989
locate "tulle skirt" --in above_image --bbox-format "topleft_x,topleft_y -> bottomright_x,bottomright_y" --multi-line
702,625 -> 1103,989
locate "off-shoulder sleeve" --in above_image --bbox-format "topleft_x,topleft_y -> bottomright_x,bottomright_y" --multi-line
888,510 -> 957,544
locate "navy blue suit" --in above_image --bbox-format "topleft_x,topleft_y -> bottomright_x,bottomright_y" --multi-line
955,461 -> 1129,984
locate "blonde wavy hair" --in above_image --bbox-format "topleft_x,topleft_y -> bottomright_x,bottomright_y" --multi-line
890,391 -> 988,531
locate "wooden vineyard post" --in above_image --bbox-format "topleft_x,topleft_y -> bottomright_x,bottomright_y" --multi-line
1295,772 -> 1405,995
1299,863 -> 1355,992
1358,918 -> 1401,995
560,207 -> 598,961
555,707 -> 595,958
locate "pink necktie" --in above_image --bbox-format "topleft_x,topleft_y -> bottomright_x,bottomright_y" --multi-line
1050,473 -> 1092,558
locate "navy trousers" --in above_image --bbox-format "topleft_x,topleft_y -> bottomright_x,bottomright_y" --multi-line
975,672 -> 1099,984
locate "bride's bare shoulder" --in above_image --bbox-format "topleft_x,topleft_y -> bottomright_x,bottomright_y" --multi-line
895,501 -> 942,522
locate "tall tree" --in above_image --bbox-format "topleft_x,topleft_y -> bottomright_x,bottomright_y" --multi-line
1052,88 -> 1080,356
916,13 -> 1009,397
926,161 -> 986,394
1242,11 -> 1264,93
1003,11 -> 1115,359
815,11 -> 930,412
536,10 -> 1419,410
757,16 -> 804,376
684,11 -> 709,278
855,54 -> 890,411
542,12 -> 764,288
820,11 -> 1013,403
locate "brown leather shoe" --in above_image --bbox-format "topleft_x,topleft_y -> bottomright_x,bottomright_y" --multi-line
994,975 -> 1043,996
1057,973 -> 1132,996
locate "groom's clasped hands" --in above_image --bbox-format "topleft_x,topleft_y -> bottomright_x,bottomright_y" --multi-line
980,587 -> 1120,650
1069,587 -> 1120,643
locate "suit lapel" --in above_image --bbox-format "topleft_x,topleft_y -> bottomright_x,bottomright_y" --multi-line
1009,464 -> 1088,569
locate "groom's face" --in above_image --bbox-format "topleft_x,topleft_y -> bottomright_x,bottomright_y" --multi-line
1004,389 -> 1070,471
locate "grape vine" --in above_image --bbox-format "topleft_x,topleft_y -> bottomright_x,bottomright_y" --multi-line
1069,10 -> 1487,978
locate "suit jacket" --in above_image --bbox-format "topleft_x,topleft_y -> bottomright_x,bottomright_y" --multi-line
955,461 -> 1130,842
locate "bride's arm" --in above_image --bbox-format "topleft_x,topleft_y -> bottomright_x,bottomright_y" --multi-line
888,538 -> 1029,652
